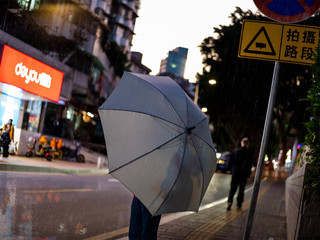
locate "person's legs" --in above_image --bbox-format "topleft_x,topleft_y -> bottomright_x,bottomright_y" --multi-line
236,178 -> 247,208
2,145 -> 9,157
140,201 -> 161,240
129,198 -> 142,240
228,177 -> 239,205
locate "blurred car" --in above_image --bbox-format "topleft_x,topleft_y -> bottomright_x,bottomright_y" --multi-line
216,151 -> 231,172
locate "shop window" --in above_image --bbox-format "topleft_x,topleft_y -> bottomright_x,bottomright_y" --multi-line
0,94 -> 21,128
43,103 -> 76,139
22,101 -> 42,132
66,107 -> 74,121
18,0 -> 40,11
74,113 -> 81,132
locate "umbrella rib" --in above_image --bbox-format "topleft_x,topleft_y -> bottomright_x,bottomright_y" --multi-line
189,134 -> 206,208
191,131 -> 215,151
191,118 -> 215,149
190,129 -> 216,205
139,80 -> 187,127
154,131 -> 189,215
185,93 -> 190,127
109,131 -> 186,173
189,132 -> 217,209
194,117 -> 208,128
104,108 -> 185,130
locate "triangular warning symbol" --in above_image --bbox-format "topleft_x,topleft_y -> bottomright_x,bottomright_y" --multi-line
244,27 -> 276,56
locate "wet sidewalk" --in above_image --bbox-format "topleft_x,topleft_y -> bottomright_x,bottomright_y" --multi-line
0,154 -> 288,240
113,171 -> 287,240
0,154 -> 109,175
158,175 -> 287,240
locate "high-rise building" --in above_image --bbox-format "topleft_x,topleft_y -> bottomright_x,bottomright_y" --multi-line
158,47 -> 192,98
159,47 -> 188,78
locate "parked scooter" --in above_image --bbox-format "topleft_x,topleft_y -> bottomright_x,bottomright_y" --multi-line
25,136 -> 52,160
45,138 -> 63,161
61,141 -> 85,163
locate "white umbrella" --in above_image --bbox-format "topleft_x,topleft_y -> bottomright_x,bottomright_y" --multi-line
98,72 -> 216,216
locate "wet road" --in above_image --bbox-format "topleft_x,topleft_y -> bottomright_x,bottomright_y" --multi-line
0,171 -> 231,239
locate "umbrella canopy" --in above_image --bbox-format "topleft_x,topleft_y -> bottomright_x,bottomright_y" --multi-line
98,72 -> 216,216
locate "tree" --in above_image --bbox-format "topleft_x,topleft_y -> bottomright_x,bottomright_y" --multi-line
198,7 -> 316,164
102,41 -> 131,77
98,27 -> 131,77
303,47 -> 320,190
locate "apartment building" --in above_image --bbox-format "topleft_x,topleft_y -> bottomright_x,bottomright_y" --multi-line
0,0 -> 147,155
108,0 -> 140,53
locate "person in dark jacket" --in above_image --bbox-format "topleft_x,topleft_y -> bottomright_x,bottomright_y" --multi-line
1,125 -> 11,158
227,137 -> 254,210
1,119 -> 14,141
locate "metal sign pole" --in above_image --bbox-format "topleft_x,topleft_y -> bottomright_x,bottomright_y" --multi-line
242,61 -> 281,240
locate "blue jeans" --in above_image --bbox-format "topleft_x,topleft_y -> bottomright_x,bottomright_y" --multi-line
129,198 -> 161,240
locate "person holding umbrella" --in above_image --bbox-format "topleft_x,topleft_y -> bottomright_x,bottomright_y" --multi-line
99,72 -> 216,238
129,195 -> 161,239
227,137 -> 254,210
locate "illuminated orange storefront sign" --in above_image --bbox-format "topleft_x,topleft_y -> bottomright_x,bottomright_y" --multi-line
0,45 -> 64,102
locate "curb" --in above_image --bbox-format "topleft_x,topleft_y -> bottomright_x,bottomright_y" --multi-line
0,162 -> 109,175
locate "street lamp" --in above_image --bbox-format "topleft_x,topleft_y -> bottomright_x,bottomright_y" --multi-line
201,107 -> 208,113
209,79 -> 217,85
194,79 -> 216,106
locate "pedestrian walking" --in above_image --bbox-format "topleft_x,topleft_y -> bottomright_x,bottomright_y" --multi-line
129,195 -> 161,240
1,124 -> 12,157
227,137 -> 254,210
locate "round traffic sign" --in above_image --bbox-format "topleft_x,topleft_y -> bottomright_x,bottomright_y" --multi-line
254,0 -> 320,23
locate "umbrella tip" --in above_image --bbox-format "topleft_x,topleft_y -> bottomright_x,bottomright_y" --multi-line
186,126 -> 195,134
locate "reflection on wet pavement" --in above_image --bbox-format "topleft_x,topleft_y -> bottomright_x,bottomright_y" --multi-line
0,171 -> 132,240
0,171 -> 231,239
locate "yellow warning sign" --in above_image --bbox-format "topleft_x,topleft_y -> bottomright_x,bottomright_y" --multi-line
238,20 -> 320,65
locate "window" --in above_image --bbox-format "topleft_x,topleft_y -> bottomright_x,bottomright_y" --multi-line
22,101 -> 42,132
18,0 -> 40,11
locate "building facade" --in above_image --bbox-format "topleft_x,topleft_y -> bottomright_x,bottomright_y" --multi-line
0,0 -> 147,157
108,0 -> 140,53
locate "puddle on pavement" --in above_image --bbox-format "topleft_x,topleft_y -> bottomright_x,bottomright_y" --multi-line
0,173 -> 93,239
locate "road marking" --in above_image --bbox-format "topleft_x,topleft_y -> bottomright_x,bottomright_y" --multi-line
108,179 -> 119,182
184,181 -> 273,239
23,188 -> 94,194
